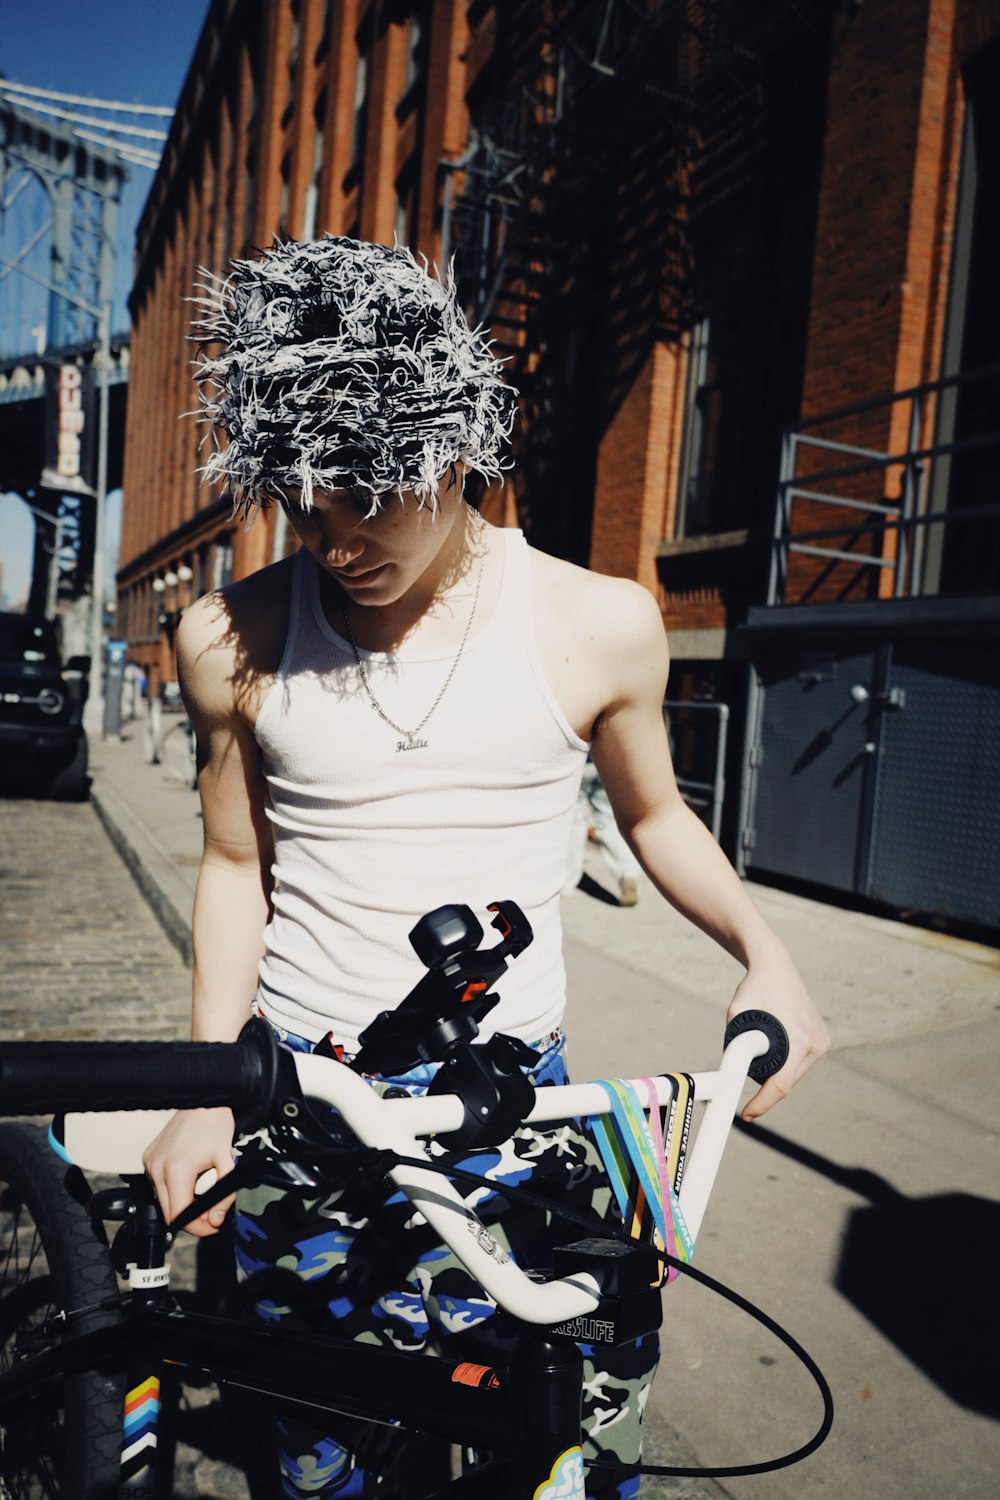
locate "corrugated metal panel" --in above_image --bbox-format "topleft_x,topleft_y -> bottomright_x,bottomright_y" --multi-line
867,645 -> 1000,928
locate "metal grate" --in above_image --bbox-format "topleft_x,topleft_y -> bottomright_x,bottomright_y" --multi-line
867,647 -> 1000,928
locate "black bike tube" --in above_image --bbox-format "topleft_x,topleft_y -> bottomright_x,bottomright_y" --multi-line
137,1307 -> 510,1451
508,1335 -> 585,1500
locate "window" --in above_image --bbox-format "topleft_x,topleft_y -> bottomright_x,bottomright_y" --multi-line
315,0 -> 333,60
271,505 -> 299,562
242,143 -> 256,249
350,22 -> 371,168
675,318 -> 713,539
240,47 -> 260,252
279,151 -> 292,231
394,160 -> 415,248
212,537 -> 234,590
301,92 -> 327,242
929,41 -> 1000,596
401,9 -> 427,100
671,319 -> 728,543
674,184 -> 817,540
222,91 -> 236,260
285,0 -> 301,117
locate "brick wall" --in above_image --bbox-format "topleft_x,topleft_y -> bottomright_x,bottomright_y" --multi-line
783,0 -> 996,606
119,1 -> 999,675
119,0 -> 490,682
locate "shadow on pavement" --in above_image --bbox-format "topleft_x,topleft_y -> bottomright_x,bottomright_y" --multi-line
577,872 -> 625,906
735,1119 -> 999,1419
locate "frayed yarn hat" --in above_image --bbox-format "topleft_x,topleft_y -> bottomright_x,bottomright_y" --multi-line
191,235 -> 518,516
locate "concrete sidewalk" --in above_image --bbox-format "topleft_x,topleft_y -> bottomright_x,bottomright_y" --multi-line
87,726 -> 1000,1499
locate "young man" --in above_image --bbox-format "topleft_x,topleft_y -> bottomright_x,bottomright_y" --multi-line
144,236 -> 828,1498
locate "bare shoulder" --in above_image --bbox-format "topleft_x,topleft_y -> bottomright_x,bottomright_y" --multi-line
530,547 -> 667,665
177,554 -> 295,723
528,545 -> 668,730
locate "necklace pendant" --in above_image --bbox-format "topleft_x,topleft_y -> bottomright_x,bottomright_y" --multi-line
397,734 -> 429,752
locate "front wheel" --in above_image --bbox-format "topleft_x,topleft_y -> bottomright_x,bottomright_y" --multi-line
0,1123 -> 124,1498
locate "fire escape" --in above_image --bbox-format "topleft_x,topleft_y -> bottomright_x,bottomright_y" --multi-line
442,0 -> 834,549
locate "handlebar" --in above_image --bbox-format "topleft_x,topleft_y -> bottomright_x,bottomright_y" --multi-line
723,1010 -> 789,1082
0,1012 -> 788,1327
0,1011 -> 788,1123
0,1022 -> 279,1121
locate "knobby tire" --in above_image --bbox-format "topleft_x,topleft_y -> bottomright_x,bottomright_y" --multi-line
0,1123 -> 124,1499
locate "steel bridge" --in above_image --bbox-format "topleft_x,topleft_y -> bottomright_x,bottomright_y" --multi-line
0,90 -> 132,616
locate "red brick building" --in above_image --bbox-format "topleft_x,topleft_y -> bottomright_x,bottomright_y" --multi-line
119,0 -> 1000,928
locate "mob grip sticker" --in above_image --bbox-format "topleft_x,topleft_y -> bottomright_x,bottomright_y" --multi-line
533,1445 -> 585,1500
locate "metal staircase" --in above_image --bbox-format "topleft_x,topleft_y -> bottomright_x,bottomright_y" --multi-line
443,1 -> 835,537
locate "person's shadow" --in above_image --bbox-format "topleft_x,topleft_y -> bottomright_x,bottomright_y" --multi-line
736,1121 -> 999,1418
577,871 -> 624,906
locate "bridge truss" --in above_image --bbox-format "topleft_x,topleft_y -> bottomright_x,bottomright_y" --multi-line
0,91 -> 126,612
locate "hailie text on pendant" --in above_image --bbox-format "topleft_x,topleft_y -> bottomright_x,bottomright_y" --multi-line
397,736 -> 429,752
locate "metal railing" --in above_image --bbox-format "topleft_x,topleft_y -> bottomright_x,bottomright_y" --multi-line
664,699 -> 729,842
768,361 -> 1000,606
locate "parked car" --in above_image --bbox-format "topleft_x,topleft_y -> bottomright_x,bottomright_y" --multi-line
0,612 -> 90,800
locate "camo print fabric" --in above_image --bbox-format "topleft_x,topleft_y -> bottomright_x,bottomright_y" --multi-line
234,1028 -> 658,1498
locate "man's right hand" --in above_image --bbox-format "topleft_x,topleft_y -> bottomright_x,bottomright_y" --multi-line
142,1106 -> 237,1237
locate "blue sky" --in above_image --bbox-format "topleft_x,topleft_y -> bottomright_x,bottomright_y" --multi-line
1,0 -> 209,609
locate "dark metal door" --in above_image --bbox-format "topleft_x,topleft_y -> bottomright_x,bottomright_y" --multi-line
743,638 -> 1000,929
867,642 -> 1000,928
743,646 -> 882,894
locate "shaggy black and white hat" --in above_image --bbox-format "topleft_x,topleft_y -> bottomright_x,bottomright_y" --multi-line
192,235 -> 517,516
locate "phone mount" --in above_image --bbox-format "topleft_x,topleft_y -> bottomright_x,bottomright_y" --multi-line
352,900 -> 538,1149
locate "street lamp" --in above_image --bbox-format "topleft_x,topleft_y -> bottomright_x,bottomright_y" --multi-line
0,252 -> 112,733
153,565 -> 191,636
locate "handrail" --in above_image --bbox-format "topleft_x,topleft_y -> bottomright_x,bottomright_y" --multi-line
784,497 -> 1000,550
791,358 -> 1000,431
778,427 -> 1000,494
768,362 -> 1000,605
664,699 -> 729,842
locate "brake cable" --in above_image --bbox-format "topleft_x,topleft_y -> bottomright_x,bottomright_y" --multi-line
176,1137 -> 832,1479
428,1152 -> 834,1480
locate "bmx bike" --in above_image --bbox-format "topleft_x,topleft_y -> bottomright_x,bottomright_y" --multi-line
0,899 -> 827,1498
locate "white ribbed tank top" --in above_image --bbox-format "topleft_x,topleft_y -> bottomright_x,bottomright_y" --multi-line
253,530 -> 588,1047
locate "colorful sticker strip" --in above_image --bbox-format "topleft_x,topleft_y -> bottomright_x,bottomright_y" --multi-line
588,1074 -> 695,1286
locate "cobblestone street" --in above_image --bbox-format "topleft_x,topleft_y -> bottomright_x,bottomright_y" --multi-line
0,794 -> 254,1498
0,796 -> 190,1042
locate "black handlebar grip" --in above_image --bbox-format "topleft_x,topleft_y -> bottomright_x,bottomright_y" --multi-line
723,1010 -> 790,1083
0,1018 -> 278,1119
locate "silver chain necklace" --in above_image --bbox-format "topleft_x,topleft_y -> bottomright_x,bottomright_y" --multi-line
339,510 -> 490,752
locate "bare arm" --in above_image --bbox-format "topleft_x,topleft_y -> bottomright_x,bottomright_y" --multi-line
142,595 -> 274,1233
590,583 -> 829,1118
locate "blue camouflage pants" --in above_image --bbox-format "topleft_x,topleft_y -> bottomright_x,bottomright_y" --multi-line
234,1026 -> 658,1498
